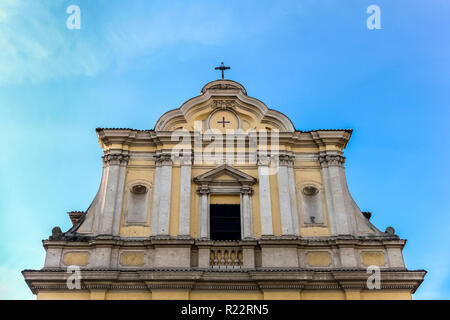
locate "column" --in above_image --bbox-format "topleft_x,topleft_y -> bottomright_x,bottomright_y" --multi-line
98,153 -> 129,235
319,153 -> 354,235
156,153 -> 173,235
241,186 -> 254,239
287,156 -> 299,236
258,155 -> 273,235
198,186 -> 210,239
178,154 -> 192,236
277,155 -> 294,235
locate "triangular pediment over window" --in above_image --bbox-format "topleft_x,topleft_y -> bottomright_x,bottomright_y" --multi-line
193,165 -> 256,187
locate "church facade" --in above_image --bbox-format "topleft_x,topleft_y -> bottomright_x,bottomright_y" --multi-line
23,77 -> 426,300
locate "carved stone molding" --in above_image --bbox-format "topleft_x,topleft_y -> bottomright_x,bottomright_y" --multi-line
211,99 -> 236,110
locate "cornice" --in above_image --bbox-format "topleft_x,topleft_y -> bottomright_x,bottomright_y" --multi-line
22,268 -> 427,295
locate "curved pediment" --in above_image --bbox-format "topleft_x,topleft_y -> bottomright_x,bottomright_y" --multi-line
154,79 -> 295,133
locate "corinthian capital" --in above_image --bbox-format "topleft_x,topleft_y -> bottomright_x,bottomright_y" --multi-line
103,153 -> 130,166
155,153 -> 173,166
318,154 -> 346,168
278,154 -> 294,167
257,154 -> 270,166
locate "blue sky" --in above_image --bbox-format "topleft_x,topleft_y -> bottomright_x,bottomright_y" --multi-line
0,0 -> 449,299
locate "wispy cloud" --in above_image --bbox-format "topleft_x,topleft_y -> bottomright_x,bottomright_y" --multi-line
0,1 -> 237,85
0,1 -> 108,84
0,0 -> 307,85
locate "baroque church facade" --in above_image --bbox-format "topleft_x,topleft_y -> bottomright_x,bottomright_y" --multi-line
23,76 -> 425,299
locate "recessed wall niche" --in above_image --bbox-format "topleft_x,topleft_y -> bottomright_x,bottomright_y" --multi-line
125,182 -> 151,225
299,183 -> 325,225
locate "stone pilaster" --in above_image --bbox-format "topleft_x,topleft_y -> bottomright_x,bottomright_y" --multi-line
241,186 -> 254,239
197,186 -> 210,239
155,153 -> 173,236
97,153 -> 129,235
277,155 -> 297,236
151,158 -> 162,235
257,155 -> 273,236
179,154 -> 192,236
319,152 -> 355,235
287,155 -> 299,235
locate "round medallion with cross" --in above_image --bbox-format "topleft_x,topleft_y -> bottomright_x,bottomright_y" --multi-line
208,109 -> 240,132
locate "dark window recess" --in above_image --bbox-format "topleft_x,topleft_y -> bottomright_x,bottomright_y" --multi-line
210,204 -> 241,240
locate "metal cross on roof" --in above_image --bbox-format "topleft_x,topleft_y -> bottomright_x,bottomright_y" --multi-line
214,62 -> 230,79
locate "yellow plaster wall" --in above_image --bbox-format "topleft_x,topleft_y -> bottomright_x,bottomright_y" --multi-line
210,194 -> 240,204
36,289 -> 414,300
361,252 -> 386,266
263,291 -> 301,300
63,252 -> 89,266
300,227 -> 330,237
151,290 -> 190,300
190,291 -> 264,300
37,291 -> 91,300
306,252 -> 331,267
120,252 -> 145,266
300,290 -> 346,300
360,290 -> 412,300
106,291 -> 152,300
